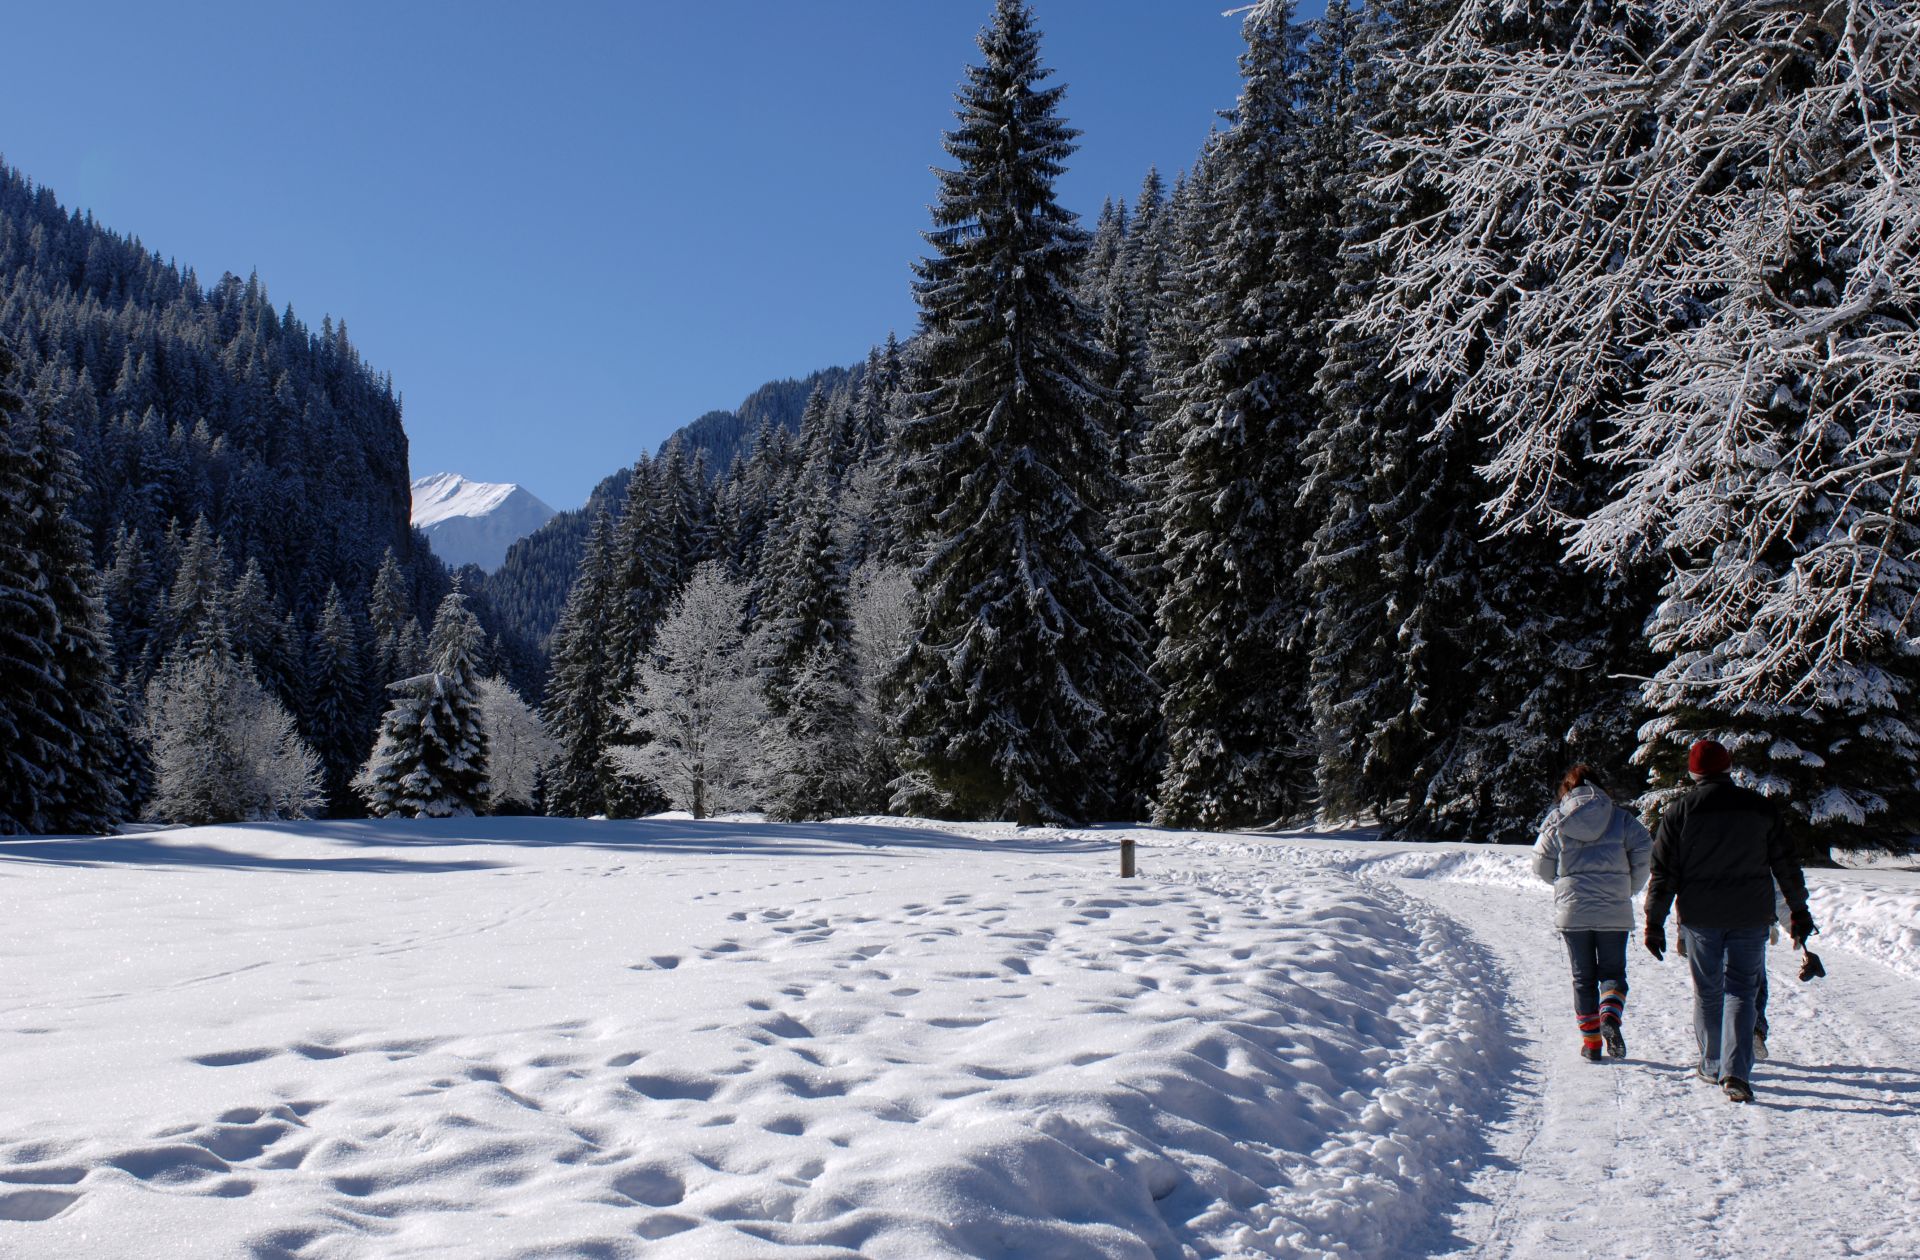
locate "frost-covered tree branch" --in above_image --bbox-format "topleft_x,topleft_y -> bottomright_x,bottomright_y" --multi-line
1361,0 -> 1920,708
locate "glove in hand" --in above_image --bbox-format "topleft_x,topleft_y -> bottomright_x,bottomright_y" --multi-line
1790,908 -> 1816,947
1645,924 -> 1666,961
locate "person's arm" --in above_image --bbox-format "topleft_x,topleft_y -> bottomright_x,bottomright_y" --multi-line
1645,798 -> 1683,932
1531,813 -> 1561,885
1766,808 -> 1814,942
1626,816 -> 1653,897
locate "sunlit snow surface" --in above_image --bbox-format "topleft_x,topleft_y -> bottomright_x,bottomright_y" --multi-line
2,819 -> 1916,1258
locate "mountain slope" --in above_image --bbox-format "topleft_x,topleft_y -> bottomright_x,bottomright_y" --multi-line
484,365 -> 853,648
411,473 -> 556,571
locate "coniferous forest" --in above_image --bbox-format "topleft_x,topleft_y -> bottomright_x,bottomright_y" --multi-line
3,0 -> 1916,861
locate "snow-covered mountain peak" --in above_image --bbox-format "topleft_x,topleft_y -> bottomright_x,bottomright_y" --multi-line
410,473 -> 556,571
410,473 -> 533,528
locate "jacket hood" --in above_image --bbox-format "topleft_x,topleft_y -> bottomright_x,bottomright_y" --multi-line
1556,785 -> 1615,843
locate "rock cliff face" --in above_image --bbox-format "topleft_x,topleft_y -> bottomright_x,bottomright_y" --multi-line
411,473 -> 557,572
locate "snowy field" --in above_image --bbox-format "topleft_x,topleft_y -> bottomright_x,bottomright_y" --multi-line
1,819 -> 1916,1259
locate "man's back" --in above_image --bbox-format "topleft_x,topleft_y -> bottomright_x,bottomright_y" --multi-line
1649,779 -> 1803,929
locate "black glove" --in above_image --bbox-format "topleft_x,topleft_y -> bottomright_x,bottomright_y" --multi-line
1645,922 -> 1666,961
1790,908 -> 1816,947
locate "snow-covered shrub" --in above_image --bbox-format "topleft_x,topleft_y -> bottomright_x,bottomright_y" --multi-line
143,644 -> 322,825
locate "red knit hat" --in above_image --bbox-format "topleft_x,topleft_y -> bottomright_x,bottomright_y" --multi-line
1688,739 -> 1732,777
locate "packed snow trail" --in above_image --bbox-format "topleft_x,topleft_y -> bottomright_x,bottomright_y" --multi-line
1162,834 -> 1920,1258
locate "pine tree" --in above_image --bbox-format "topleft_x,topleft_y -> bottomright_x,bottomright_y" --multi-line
1150,1 -> 1334,828
0,346 -> 127,833
756,467 -> 864,820
165,516 -> 230,656
543,513 -> 622,816
848,561 -> 917,812
367,547 -> 420,687
889,0 -> 1152,824
305,585 -> 367,815
356,588 -> 492,818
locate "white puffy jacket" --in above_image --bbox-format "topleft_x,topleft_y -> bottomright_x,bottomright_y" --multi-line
1532,785 -> 1653,931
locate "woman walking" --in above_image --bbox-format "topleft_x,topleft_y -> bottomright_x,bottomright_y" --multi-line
1533,765 -> 1654,1062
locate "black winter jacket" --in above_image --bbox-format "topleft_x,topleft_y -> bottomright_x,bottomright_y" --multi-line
1646,778 -> 1809,932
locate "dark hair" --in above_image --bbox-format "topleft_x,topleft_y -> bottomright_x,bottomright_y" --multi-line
1556,764 -> 1604,801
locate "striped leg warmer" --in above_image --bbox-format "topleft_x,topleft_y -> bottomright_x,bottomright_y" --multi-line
1599,982 -> 1627,1028
1578,1012 -> 1604,1052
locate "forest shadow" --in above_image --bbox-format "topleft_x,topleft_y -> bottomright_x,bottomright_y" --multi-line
0,832 -> 505,874
296,816 -> 1113,859
0,817 -> 1113,873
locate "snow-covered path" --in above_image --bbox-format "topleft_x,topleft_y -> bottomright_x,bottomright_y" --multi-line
1406,878 -> 1920,1258
1159,835 -> 1920,1258
2,819 -> 1916,1258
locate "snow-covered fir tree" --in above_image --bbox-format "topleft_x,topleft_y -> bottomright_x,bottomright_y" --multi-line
1351,0 -> 1920,846
889,0 -> 1152,825
1151,0 -> 1342,828
367,548 -> 426,692
356,588 -> 492,818
143,628 -> 322,825
614,562 -> 765,818
165,516 -> 230,655
0,340 -> 127,834
848,561 -> 918,812
543,513 -> 623,817
304,585 -> 368,815
756,467 -> 864,820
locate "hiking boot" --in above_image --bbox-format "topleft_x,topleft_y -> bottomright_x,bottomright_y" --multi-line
1723,1077 -> 1754,1104
1752,1031 -> 1769,1062
1581,1044 -> 1604,1064
1601,1023 -> 1626,1059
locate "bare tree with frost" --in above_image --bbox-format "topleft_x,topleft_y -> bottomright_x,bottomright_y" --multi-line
613,562 -> 765,818
476,676 -> 557,813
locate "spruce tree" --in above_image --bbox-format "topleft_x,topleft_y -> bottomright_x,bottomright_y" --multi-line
165,516 -> 230,656
1150,1 -> 1332,828
543,513 -> 621,816
305,585 -> 368,815
357,588 -> 491,818
756,466 -> 864,820
0,345 -> 127,833
889,0 -> 1152,824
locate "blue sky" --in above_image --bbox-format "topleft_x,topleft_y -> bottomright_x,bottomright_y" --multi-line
1,2 -> 1318,508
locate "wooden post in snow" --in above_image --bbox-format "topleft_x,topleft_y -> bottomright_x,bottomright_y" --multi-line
1120,837 -> 1137,878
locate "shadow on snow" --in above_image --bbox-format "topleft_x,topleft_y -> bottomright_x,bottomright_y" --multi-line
0,816 -> 1110,873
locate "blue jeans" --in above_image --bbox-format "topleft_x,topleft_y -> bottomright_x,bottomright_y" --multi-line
1561,929 -> 1629,1027
1681,923 -> 1769,1082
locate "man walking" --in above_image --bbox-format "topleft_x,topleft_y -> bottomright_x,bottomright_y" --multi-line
1644,739 -> 1814,1104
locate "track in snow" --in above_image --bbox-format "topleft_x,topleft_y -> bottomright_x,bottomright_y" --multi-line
1388,875 -> 1920,1258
